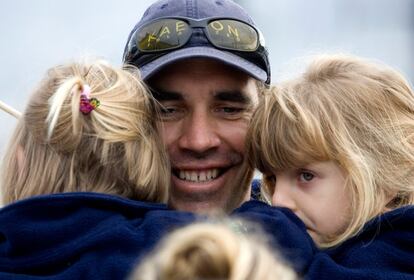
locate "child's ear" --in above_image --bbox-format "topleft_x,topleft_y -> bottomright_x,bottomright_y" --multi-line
16,145 -> 25,174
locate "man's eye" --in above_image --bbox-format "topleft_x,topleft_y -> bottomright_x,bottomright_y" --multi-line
159,105 -> 184,121
160,107 -> 176,114
222,107 -> 244,113
214,106 -> 246,119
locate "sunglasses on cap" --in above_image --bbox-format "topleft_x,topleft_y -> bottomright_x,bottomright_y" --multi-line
124,17 -> 270,84
128,17 -> 264,53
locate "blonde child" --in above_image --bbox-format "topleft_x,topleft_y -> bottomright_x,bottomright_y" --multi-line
1,59 -> 169,204
130,219 -> 297,280
241,54 -> 414,279
0,59 -> 195,279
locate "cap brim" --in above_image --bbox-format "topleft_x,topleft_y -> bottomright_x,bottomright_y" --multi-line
138,46 -> 267,82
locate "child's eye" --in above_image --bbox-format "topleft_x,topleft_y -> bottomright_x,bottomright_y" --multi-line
299,171 -> 314,182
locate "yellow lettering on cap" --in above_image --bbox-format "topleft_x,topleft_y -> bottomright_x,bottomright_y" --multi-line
227,25 -> 240,42
146,34 -> 158,46
159,26 -> 171,38
176,21 -> 186,35
210,21 -> 224,34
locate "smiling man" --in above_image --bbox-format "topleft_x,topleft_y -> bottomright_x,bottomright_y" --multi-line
123,0 -> 270,212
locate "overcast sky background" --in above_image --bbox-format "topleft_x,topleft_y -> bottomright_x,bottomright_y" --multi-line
0,0 -> 413,158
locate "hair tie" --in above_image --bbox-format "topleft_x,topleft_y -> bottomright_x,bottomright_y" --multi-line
79,84 -> 100,115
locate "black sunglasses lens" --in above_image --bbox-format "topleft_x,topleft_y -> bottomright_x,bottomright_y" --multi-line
207,20 -> 259,51
137,19 -> 192,52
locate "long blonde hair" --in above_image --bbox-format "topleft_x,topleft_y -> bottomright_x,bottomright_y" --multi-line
131,220 -> 297,280
247,54 -> 414,247
1,59 -> 169,204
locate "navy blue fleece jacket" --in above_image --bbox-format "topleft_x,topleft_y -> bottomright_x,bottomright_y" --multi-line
1,191 -> 412,279
233,200 -> 414,279
0,192 -> 196,279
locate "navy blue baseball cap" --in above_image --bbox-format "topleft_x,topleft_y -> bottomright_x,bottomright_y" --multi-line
123,0 -> 271,85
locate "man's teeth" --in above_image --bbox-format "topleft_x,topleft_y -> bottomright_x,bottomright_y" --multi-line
179,169 -> 219,182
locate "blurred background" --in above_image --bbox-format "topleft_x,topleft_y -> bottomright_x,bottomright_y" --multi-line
0,0 -> 413,157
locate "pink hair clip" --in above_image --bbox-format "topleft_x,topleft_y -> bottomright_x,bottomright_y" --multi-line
79,85 -> 100,115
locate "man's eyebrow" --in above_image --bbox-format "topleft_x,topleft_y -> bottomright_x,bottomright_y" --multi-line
214,90 -> 252,104
149,88 -> 184,101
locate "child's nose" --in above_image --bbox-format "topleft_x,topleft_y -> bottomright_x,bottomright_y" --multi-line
271,179 -> 297,211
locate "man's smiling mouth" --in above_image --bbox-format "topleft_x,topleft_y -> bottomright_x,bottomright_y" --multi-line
173,168 -> 228,183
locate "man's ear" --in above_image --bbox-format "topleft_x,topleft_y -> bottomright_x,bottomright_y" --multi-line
16,145 -> 25,174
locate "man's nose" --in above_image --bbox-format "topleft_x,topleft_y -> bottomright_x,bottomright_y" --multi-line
271,178 -> 297,210
178,110 -> 221,154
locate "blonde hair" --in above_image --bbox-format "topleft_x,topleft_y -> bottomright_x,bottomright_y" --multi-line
131,220 -> 297,280
0,59 -> 169,204
247,54 -> 414,247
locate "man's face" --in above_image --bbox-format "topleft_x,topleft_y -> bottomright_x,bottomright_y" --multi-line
148,58 -> 259,213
